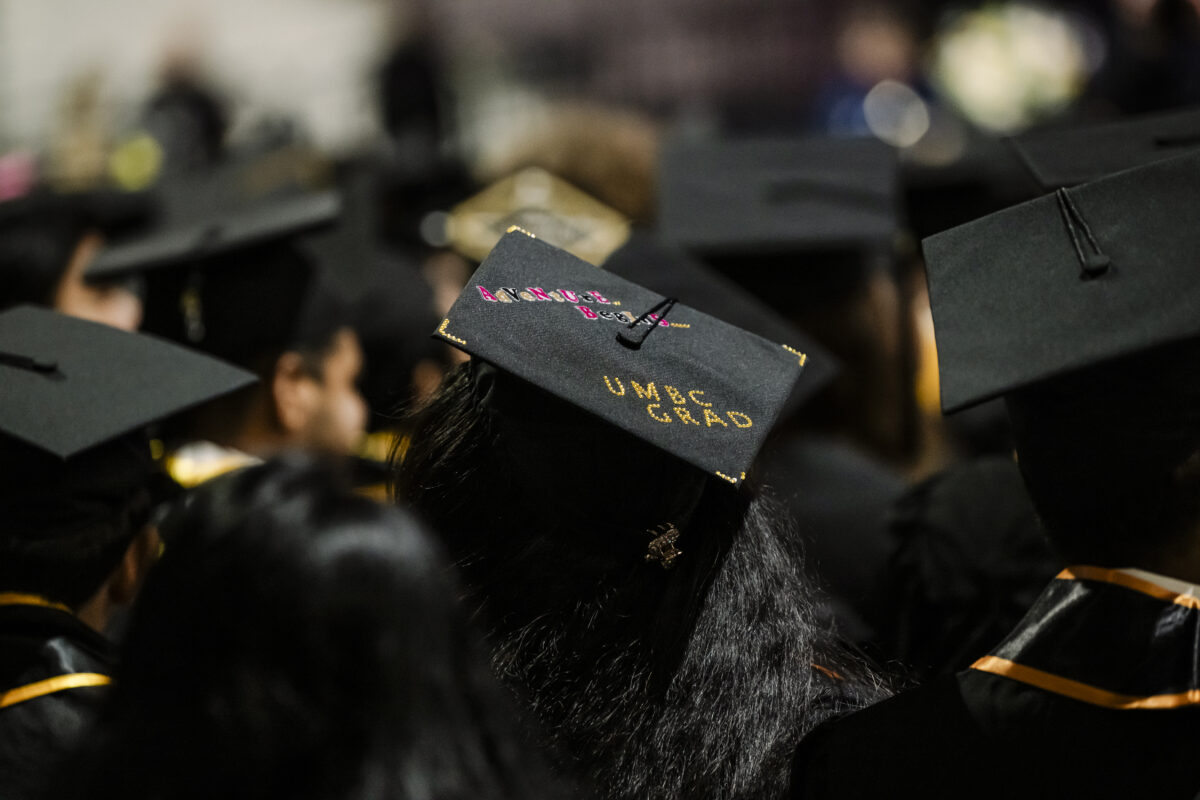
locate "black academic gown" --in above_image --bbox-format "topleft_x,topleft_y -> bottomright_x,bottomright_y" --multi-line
791,567 -> 1200,799
0,597 -> 114,800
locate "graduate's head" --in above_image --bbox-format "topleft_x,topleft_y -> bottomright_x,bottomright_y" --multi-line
0,434 -> 160,609
1006,338 -> 1200,566
0,190 -> 150,330
656,135 -> 914,458
170,241 -> 367,456
0,306 -> 254,612
392,233 -> 869,798
396,230 -> 812,591
922,146 -> 1200,568
82,455 -> 554,800
90,192 -> 368,455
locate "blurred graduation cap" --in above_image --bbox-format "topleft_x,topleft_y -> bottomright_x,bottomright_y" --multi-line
434,230 -> 812,487
657,136 -> 900,256
88,191 -> 339,281
0,187 -> 155,237
0,305 -> 256,460
443,166 -> 631,265
87,191 -> 344,366
1011,106 -> 1200,190
923,148 -> 1200,414
438,168 -> 838,411
0,188 -> 158,311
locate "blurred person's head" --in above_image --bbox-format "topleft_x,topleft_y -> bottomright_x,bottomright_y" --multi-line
55,456 -> 562,800
94,202 -> 369,457
481,102 -> 661,223
0,192 -> 149,330
182,244 -> 369,456
1006,337 -> 1200,574
0,435 -> 162,632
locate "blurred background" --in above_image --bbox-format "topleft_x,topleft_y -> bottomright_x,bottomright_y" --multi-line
4,0 -> 1199,200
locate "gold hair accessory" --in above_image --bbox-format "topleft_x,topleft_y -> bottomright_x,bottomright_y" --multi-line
645,523 -> 683,569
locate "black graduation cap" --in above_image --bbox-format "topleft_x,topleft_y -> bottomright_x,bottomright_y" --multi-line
86,191 -> 344,366
0,305 -> 256,459
434,230 -> 811,487
1011,107 -> 1200,190
0,187 -> 155,237
87,190 -> 340,281
923,148 -> 1200,414
657,136 -> 900,255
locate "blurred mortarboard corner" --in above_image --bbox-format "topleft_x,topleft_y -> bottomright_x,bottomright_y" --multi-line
0,305 -> 256,460
923,148 -> 1200,414
1011,106 -> 1200,190
87,190 -> 340,282
656,135 -> 900,256
434,230 -> 811,487
0,187 -> 156,239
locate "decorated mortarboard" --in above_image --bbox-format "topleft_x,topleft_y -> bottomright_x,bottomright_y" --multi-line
87,190 -> 340,281
923,148 -> 1200,414
440,169 -> 838,404
657,136 -> 899,255
434,229 -> 812,487
0,305 -> 256,459
1011,107 -> 1200,190
443,167 -> 631,265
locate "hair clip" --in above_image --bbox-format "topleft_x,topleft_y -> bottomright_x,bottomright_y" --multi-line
645,522 -> 683,569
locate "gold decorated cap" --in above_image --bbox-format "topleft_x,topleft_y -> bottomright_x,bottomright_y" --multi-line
445,167 -> 631,265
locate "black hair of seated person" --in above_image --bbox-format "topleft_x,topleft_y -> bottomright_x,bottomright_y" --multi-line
393,363 -> 886,800
0,434 -> 157,608
1006,336 -> 1200,568
55,456 -> 564,800
0,212 -> 89,310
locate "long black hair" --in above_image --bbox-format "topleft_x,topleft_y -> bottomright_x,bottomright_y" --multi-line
395,363 -> 884,799
56,456 -> 563,800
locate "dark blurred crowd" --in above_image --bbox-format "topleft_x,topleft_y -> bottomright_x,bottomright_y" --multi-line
3,0 -> 1200,798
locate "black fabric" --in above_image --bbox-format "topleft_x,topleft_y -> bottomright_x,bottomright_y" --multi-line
759,434 -> 905,642
657,135 -> 898,255
434,231 -> 811,487
1012,105 -> 1200,189
0,604 -> 114,800
990,572 -> 1200,697
0,306 -> 256,459
923,148 -> 1200,413
791,574 -> 1200,799
872,456 -> 1059,680
0,434 -> 153,582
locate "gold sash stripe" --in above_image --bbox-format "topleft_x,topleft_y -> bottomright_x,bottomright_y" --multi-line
0,592 -> 72,614
971,656 -> 1200,710
0,673 -> 112,710
1059,566 -> 1200,610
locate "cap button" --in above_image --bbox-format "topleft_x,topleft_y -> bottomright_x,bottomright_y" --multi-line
1081,252 -> 1110,279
